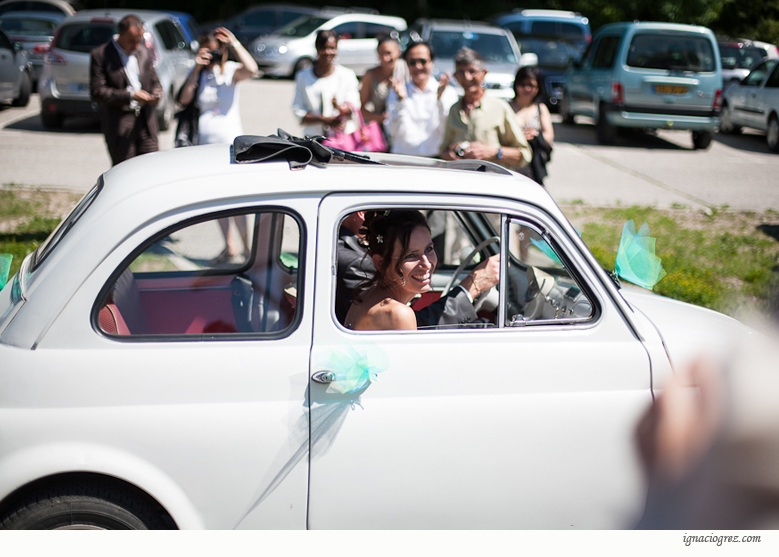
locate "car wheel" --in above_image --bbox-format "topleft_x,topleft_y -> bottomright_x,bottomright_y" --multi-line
158,90 -> 174,131
0,482 -> 169,530
40,111 -> 63,129
560,91 -> 575,125
767,115 -> 779,153
292,57 -> 313,77
692,131 -> 713,150
719,103 -> 741,134
11,71 -> 32,107
596,105 -> 616,144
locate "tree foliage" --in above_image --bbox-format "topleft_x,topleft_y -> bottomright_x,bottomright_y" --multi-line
78,0 -> 779,46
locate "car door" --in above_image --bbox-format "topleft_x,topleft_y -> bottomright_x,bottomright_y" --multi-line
37,201 -> 314,529
307,193 -> 653,529
759,64 -> 779,129
331,20 -> 370,74
734,61 -> 772,129
0,29 -> 16,99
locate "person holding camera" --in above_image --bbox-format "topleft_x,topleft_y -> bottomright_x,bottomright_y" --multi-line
177,27 -> 257,145
90,15 -> 163,166
178,27 -> 258,261
439,47 -> 531,171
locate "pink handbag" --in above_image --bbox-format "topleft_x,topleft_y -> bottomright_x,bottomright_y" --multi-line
322,104 -> 388,153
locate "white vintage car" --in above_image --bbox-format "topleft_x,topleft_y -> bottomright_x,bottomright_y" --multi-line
0,136 -> 751,529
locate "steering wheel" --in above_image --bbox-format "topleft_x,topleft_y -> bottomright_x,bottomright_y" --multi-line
441,236 -> 500,298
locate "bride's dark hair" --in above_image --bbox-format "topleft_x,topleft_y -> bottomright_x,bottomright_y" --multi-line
354,210 -> 430,298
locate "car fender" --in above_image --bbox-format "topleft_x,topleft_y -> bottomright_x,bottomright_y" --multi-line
0,441 -> 203,529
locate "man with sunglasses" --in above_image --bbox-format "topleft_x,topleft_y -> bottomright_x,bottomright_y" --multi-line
439,47 -> 531,170
384,40 -> 458,156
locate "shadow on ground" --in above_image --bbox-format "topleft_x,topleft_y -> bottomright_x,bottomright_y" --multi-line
553,117 -> 689,150
6,113 -> 101,134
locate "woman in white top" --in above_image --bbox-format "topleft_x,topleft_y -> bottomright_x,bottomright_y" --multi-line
292,30 -> 360,138
178,27 -> 258,261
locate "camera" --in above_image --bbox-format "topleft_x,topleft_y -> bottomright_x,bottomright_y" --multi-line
207,49 -> 223,61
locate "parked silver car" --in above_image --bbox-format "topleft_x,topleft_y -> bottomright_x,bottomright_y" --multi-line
0,26 -> 31,105
403,19 -> 537,101
251,9 -> 406,77
38,9 -> 196,129
0,10 -> 64,84
720,58 -> 779,151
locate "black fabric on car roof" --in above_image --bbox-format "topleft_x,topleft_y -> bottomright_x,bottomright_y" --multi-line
233,129 -> 383,170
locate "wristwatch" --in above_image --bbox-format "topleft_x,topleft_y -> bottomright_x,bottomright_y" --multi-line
496,147 -> 504,160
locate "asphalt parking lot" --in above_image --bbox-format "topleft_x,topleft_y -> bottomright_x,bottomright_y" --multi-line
2,78 -> 779,212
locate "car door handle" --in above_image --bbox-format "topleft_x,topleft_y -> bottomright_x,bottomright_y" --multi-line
312,371 -> 335,384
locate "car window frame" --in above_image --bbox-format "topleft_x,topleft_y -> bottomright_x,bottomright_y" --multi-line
333,203 -> 600,334
92,205 -> 306,343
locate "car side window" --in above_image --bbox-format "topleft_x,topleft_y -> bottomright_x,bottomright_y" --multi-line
96,210 -> 301,338
745,61 -> 770,87
765,63 -> 779,88
332,21 -> 362,40
504,219 -> 594,326
154,21 -> 177,51
592,36 -> 620,69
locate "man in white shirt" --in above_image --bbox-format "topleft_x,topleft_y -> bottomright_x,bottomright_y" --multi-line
384,41 -> 458,156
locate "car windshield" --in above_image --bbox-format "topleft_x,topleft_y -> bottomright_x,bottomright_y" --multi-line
516,37 -> 580,68
277,15 -> 329,38
719,45 -> 765,70
0,17 -> 58,36
430,30 -> 517,64
626,33 -> 715,72
54,21 -> 115,52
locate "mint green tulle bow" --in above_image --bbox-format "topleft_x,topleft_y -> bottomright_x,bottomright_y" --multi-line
0,254 -> 12,291
314,343 -> 389,394
615,220 -> 666,290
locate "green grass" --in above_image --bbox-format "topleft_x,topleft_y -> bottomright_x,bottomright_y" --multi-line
563,204 -> 779,317
0,187 -> 80,281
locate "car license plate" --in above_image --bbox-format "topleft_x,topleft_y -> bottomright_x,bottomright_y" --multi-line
655,84 -> 688,94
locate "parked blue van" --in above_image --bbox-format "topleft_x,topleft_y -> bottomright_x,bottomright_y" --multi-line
561,22 -> 722,149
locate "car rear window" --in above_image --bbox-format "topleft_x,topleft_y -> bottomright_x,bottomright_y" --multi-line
0,17 -> 58,36
54,21 -> 115,52
719,45 -> 764,70
627,33 -> 715,72
431,31 -> 517,64
32,178 -> 102,270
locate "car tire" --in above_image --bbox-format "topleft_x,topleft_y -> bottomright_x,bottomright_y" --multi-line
158,89 -> 174,131
40,111 -> 63,129
767,115 -> 779,153
292,57 -> 313,77
0,482 -> 169,530
719,103 -> 741,134
692,131 -> 713,150
560,91 -> 575,125
596,105 -> 616,144
11,71 -> 31,107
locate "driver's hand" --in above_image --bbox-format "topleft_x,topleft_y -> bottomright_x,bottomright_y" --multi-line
467,254 -> 499,298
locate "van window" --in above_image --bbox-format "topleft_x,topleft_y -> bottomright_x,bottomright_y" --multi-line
592,36 -> 620,69
627,33 -> 715,72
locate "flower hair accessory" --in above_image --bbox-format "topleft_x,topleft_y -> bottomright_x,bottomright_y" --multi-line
376,234 -> 383,244
383,210 -> 390,216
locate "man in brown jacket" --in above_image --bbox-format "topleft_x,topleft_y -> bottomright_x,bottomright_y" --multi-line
90,15 -> 162,166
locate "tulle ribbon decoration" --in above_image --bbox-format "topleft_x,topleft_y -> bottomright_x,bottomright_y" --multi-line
0,254 -> 12,291
615,220 -> 666,290
313,343 -> 390,394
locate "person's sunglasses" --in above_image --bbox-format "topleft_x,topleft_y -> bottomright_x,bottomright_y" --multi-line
407,58 -> 431,67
